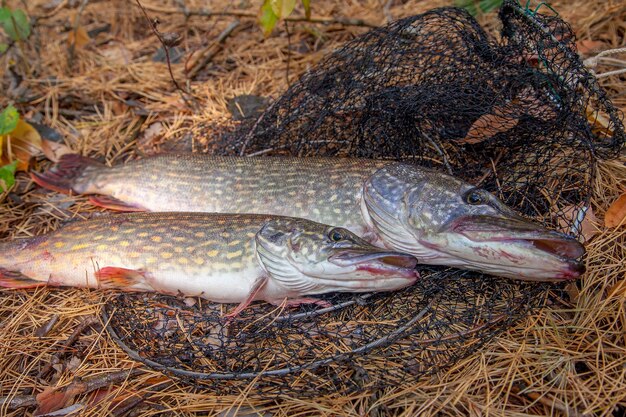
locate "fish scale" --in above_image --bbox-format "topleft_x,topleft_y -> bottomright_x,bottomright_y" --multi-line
30,153 -> 586,281
69,154 -> 389,234
0,212 -> 420,312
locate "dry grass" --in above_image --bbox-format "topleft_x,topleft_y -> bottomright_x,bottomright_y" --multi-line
1,0 -> 625,415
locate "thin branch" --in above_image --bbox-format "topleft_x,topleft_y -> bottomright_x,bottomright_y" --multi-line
134,4 -> 377,28
186,20 -> 245,80
134,0 -> 200,109
38,315 -> 100,379
0,369 -> 143,411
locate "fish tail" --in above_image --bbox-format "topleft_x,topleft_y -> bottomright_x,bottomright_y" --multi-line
0,268 -> 47,289
30,154 -> 104,195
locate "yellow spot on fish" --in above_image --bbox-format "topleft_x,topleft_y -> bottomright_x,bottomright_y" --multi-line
194,232 -> 205,238
54,242 -> 65,248
93,235 -> 104,240
228,240 -> 241,247
71,243 -> 90,250
174,247 -> 183,253
221,232 -> 230,238
178,257 -> 188,264
207,250 -> 219,257
128,252 -> 141,258
138,232 -> 149,237
151,236 -> 162,243
146,257 -> 158,264
193,257 -> 204,265
173,237 -> 186,242
96,244 -> 108,251
246,232 -> 256,238
227,250 -> 242,259
119,241 -> 130,247
161,252 -> 173,259
230,262 -> 243,269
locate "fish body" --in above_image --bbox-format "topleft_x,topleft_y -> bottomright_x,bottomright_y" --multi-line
0,213 -> 418,312
32,154 -> 586,281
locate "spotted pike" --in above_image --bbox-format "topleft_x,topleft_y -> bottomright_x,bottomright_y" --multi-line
31,154 -> 585,281
0,213 -> 418,314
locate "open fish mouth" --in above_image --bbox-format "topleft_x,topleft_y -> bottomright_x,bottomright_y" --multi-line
443,215 -> 586,280
328,249 -> 419,279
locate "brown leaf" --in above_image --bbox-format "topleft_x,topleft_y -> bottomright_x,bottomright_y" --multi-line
68,26 -> 90,49
605,193 -> 626,228
35,381 -> 86,415
576,39 -> 605,55
559,205 -> 600,242
1,118 -> 43,170
41,138 -> 72,163
458,112 -> 519,145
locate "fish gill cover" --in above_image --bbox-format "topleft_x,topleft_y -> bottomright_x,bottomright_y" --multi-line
104,0 -> 624,396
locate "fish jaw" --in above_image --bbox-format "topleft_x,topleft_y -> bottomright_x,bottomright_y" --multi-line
414,215 -> 586,281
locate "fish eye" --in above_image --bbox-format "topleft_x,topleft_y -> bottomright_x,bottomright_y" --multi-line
464,189 -> 484,205
329,229 -> 345,242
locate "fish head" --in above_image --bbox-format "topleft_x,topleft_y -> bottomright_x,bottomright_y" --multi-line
255,218 -> 419,294
363,163 -> 585,281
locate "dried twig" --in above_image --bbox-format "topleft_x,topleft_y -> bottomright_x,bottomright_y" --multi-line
38,316 -> 100,379
134,0 -> 199,109
1,369 -> 142,411
186,20 -> 246,80
134,4 -> 377,28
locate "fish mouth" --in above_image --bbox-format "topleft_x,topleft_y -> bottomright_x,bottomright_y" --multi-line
444,215 -> 586,280
328,249 -> 418,279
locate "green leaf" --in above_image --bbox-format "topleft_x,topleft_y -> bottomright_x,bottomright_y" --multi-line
0,8 -> 30,41
259,0 -> 279,37
270,0 -> 297,19
0,105 -> 19,135
0,160 -> 17,192
302,0 -> 311,19
0,43 -> 7,54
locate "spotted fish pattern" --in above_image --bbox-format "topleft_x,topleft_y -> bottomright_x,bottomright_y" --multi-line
32,154 -> 390,235
0,212 -> 419,310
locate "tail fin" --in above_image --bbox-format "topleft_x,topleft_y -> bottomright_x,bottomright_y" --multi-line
0,268 -> 46,289
30,154 -> 104,195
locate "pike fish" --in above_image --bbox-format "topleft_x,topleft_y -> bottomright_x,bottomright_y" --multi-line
0,213 -> 418,315
31,154 -> 586,281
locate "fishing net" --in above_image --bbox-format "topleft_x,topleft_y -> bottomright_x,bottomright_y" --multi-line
104,0 -> 624,396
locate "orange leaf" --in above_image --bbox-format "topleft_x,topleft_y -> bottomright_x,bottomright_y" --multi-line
1,118 -> 43,170
68,26 -> 90,49
458,112 -> 519,145
559,205 -> 599,242
35,381 -> 86,415
576,40 -> 605,55
605,193 -> 626,228
41,138 -> 72,163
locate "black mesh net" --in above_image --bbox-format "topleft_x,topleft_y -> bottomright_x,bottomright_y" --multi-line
104,0 -> 624,396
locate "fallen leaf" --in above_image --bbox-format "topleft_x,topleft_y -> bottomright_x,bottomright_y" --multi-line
101,42 -> 132,65
605,193 -> 626,228
0,160 -> 17,191
35,381 -> 86,415
41,138 -> 72,162
458,112 -> 519,145
1,118 -> 43,170
559,205 -> 600,242
586,105 -> 614,137
576,39 -> 605,55
68,26 -> 90,49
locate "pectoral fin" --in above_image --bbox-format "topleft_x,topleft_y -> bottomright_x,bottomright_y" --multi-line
224,275 -> 269,318
95,267 -> 149,289
89,196 -> 147,212
0,268 -> 46,289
